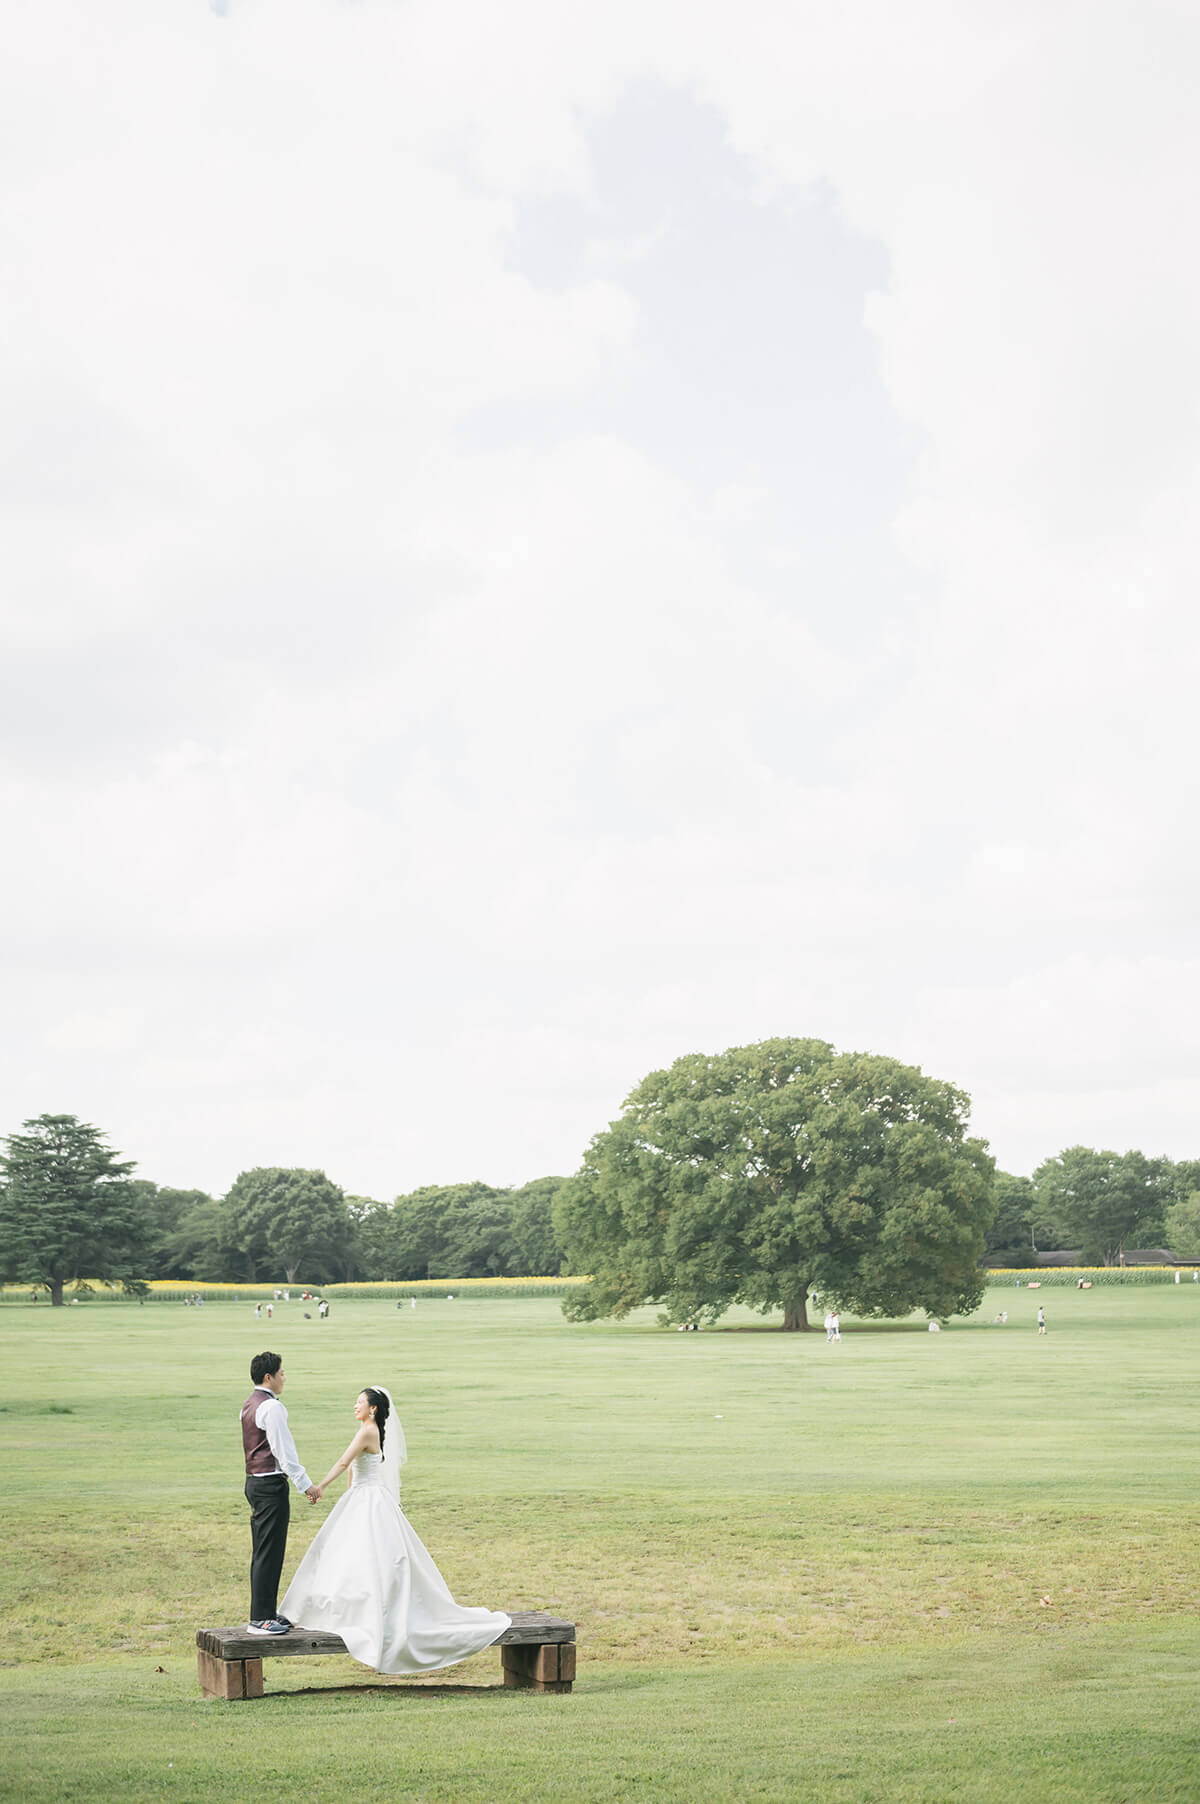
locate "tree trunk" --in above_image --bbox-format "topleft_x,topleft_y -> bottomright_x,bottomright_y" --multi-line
783,1293 -> 810,1331
50,1278 -> 64,1307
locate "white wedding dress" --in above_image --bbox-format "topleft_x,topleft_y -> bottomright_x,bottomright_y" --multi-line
281,1451 -> 510,1675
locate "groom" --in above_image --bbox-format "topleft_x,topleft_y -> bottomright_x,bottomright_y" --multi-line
241,1351 -> 320,1635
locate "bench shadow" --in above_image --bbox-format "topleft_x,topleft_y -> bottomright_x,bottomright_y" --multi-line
262,1681 -> 536,1702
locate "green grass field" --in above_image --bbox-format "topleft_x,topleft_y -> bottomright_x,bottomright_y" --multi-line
2,1286 -> 1198,1802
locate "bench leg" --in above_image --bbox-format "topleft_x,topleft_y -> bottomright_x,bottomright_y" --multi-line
197,1648 -> 264,1700
500,1642 -> 575,1693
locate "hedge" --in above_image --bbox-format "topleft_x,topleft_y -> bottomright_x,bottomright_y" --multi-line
985,1265 -> 1199,1287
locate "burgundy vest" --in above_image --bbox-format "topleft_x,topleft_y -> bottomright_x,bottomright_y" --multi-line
242,1389 -> 277,1476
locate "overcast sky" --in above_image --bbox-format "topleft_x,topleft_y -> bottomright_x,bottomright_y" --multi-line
3,1 -> 1197,1199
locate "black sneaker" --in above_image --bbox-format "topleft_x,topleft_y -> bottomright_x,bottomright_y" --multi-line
246,1618 -> 290,1636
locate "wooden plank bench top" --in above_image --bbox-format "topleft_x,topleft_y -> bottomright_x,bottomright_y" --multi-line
196,1610 -> 576,1699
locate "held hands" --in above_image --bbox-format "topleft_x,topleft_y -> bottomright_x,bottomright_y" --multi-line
306,1485 -> 322,1503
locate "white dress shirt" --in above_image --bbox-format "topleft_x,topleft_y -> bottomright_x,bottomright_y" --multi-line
247,1386 -> 313,1492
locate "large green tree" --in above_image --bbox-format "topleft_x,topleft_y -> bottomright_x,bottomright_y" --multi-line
219,1167 -> 352,1284
0,1114 -> 140,1305
554,1038 -> 995,1330
1033,1147 -> 1171,1265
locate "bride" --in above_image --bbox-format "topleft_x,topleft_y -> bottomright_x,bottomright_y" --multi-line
281,1385 -> 510,1675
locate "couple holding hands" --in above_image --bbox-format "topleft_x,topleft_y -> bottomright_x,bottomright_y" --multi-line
241,1351 -> 509,1675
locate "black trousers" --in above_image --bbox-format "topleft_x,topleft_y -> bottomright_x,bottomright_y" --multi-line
244,1474 -> 290,1622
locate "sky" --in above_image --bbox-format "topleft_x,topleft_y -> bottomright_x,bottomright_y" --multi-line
2,1 -> 1197,1200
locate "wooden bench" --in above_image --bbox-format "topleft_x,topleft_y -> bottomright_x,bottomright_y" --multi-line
196,1610 -> 576,1699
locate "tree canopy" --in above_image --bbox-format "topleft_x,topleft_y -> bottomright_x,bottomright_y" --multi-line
984,1171 -> 1073,1264
554,1038 -> 995,1330
507,1176 -> 566,1276
0,1114 -> 140,1304
358,1177 -> 568,1281
1164,1192 -> 1200,1260
129,1181 -> 223,1280
1032,1147 -> 1174,1265
218,1167 -> 353,1284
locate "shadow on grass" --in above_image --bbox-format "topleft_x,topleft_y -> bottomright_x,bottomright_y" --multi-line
717,1321 -> 939,1335
262,1672 -> 642,1703
264,1682 -> 513,1702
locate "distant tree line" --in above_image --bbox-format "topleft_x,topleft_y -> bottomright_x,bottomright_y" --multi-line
3,1076 -> 1199,1312
985,1150 -> 1200,1267
140,1170 -> 569,1284
0,1115 -> 568,1302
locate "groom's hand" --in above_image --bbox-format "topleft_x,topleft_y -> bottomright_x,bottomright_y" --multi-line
305,1485 -> 321,1502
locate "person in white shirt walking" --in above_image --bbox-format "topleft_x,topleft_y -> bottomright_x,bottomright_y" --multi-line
240,1352 -> 320,1635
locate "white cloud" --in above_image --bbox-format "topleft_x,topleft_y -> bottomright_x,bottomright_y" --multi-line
1,1 -> 1197,1193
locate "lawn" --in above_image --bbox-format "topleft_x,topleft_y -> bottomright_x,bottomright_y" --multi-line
1,1285 -> 1198,1801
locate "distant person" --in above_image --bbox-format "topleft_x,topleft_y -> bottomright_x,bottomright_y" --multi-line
318,1299 -> 329,1319
1037,1306 -> 1047,1334
824,1311 -> 835,1342
254,1303 -> 262,1320
829,1311 -> 841,1343
240,1351 -> 319,1636
928,1320 -> 941,1332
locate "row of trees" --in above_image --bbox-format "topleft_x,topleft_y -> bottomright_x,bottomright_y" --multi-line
143,1171 -> 567,1284
985,1150 -> 1200,1266
3,1043 -> 1199,1319
0,1116 -> 569,1303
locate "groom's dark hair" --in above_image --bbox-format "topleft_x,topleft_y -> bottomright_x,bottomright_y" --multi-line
250,1351 -> 282,1385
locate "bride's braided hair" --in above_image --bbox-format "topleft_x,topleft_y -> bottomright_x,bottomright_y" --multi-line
363,1385 -> 390,1453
